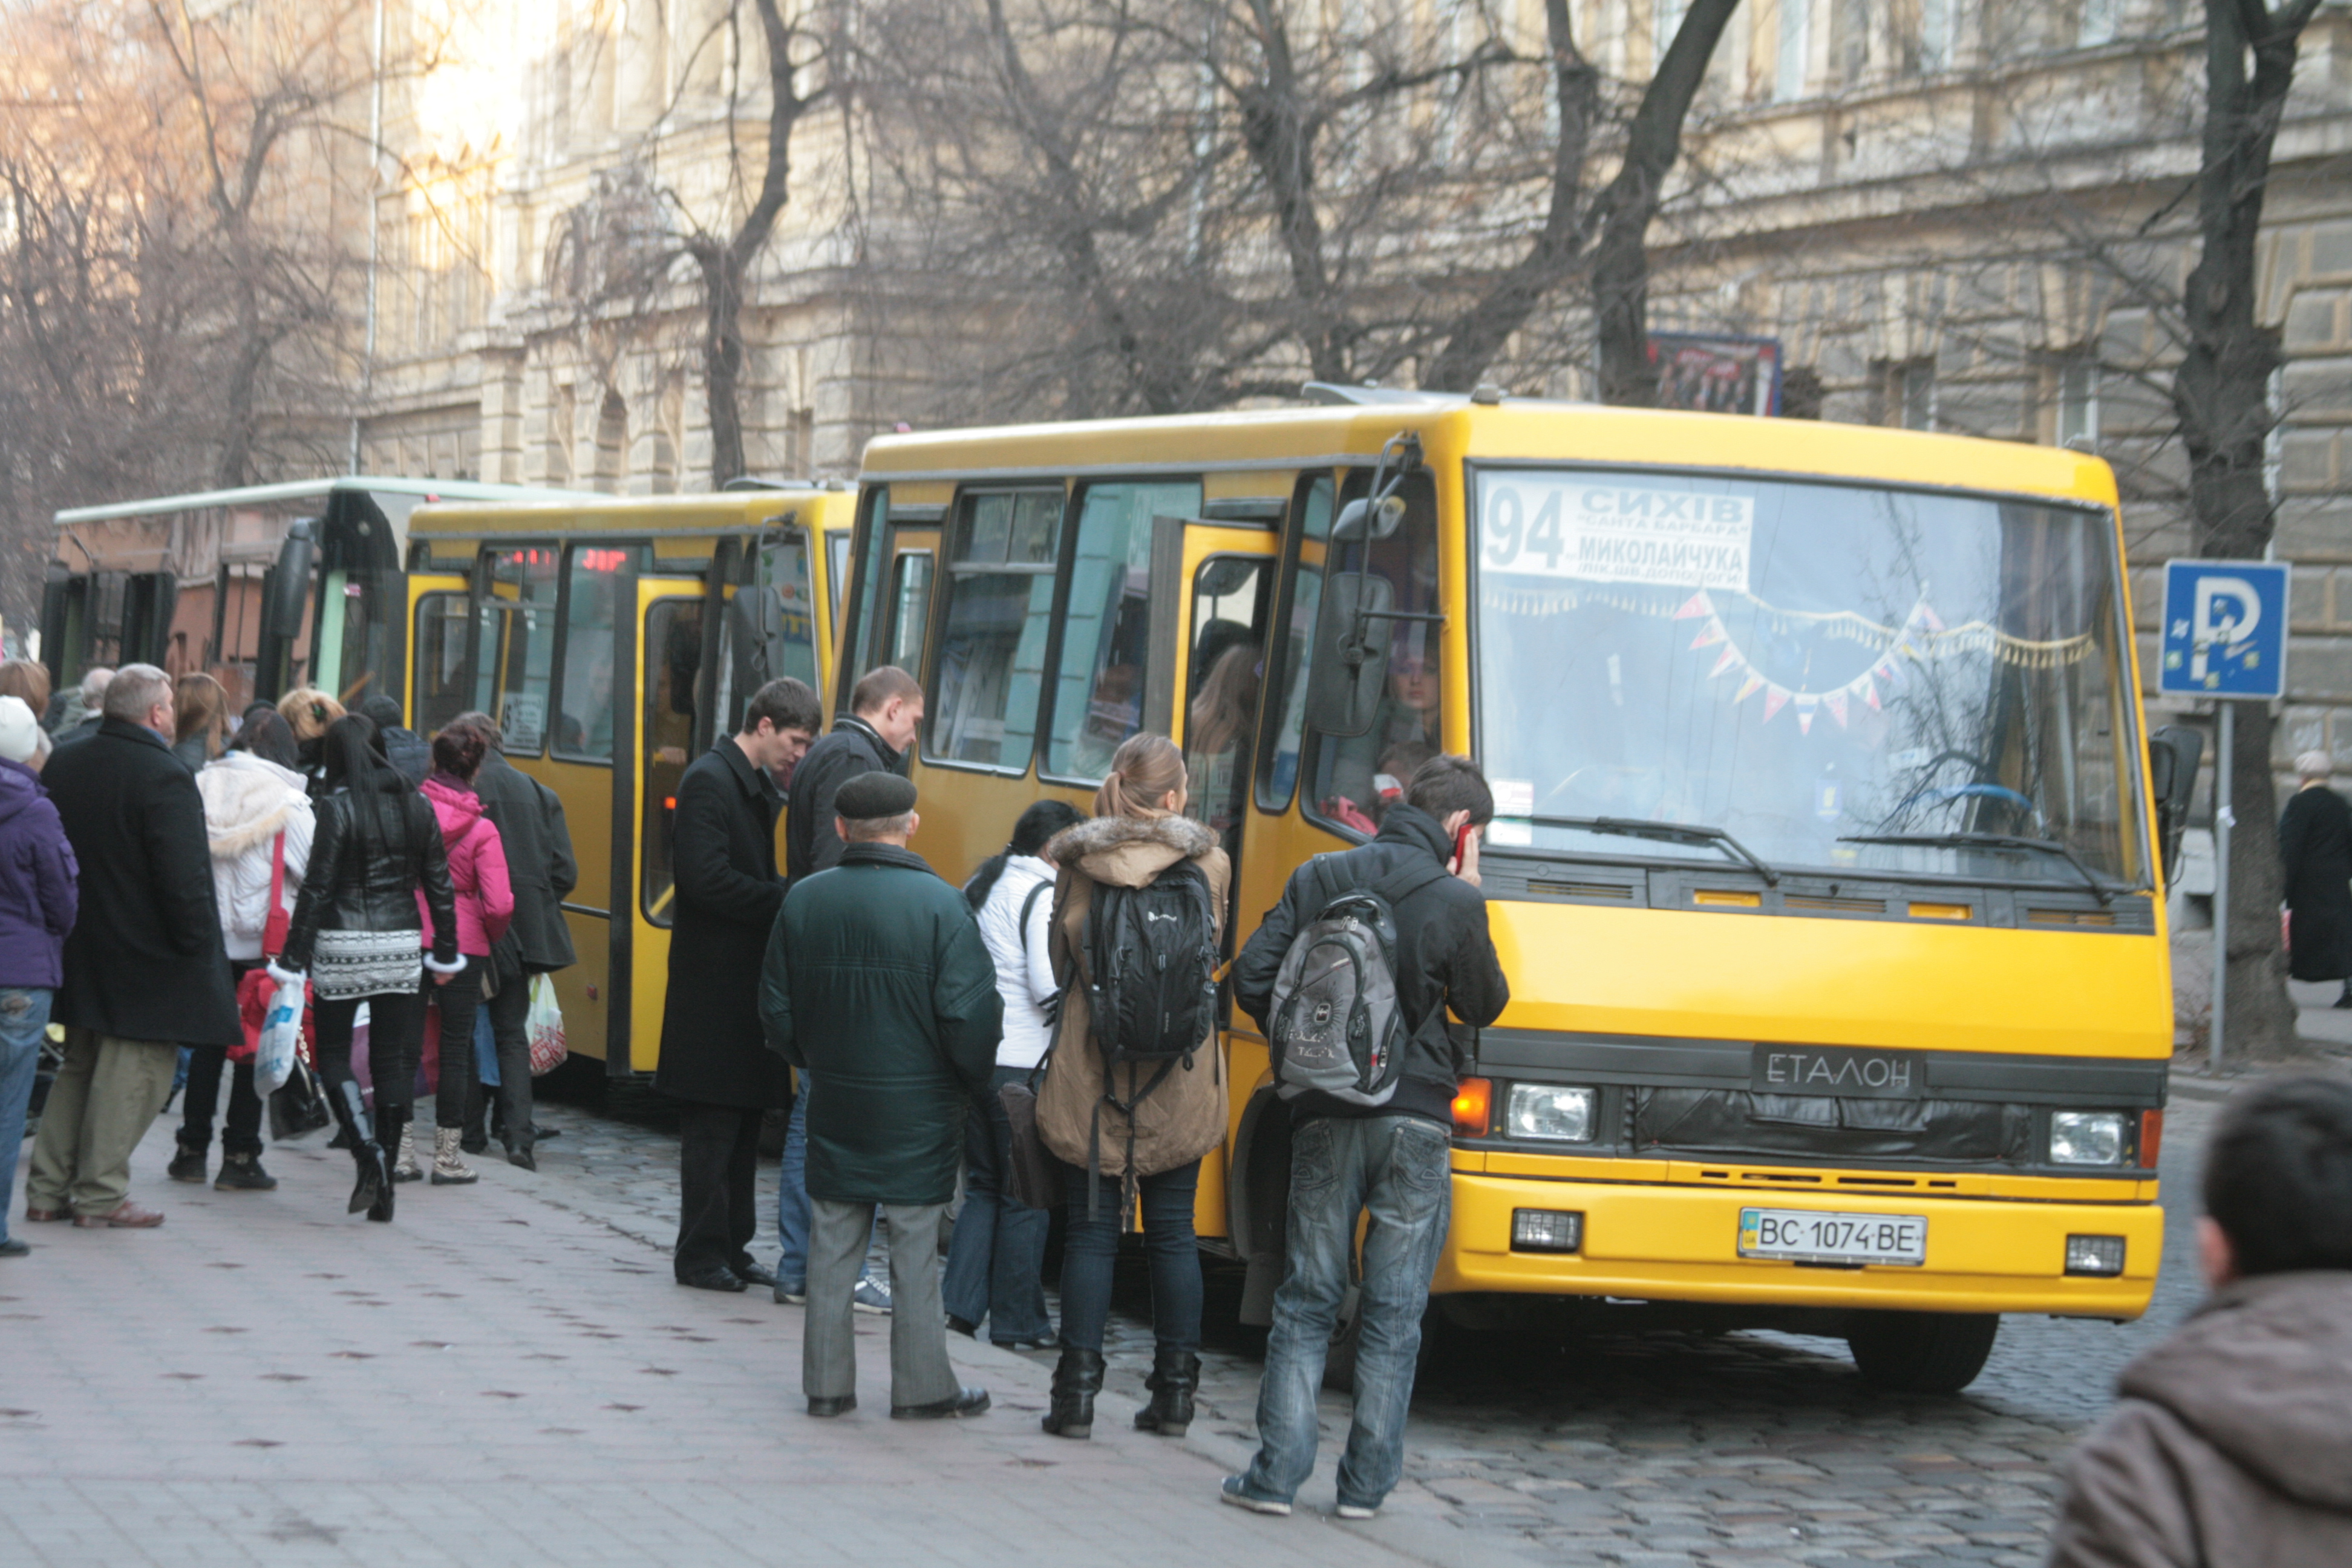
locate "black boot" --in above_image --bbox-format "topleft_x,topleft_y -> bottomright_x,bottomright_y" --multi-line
1040,1348 -> 1104,1439
369,1107 -> 403,1223
1134,1346 -> 1199,1436
331,1082 -> 388,1218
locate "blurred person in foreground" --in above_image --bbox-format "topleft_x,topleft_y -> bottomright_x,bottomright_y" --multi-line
25,666 -> 238,1229
0,664 -> 53,771
0,696 -> 76,1256
2045,1074 -> 2352,1567
761,770 -> 999,1420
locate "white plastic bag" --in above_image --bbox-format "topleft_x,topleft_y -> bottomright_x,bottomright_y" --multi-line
253,976 -> 305,1097
526,974 -> 567,1076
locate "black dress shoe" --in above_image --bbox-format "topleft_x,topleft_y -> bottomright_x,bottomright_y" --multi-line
733,1260 -> 779,1290
532,1123 -> 562,1140
946,1313 -> 978,1339
677,1266 -> 748,1293
806,1394 -> 857,1418
892,1386 -> 990,1420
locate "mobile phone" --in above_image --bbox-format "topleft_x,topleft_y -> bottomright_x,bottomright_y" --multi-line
1452,820 -> 1478,868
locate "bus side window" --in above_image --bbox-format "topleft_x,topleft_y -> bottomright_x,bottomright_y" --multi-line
1258,476 -> 1333,811
927,488 -> 1063,771
411,593 -> 472,734
554,546 -> 635,763
1184,555 -> 1271,861
487,546 -> 558,755
841,487 -> 890,693
1045,481 -> 1203,780
1304,471 -> 1442,837
885,552 -> 933,675
642,596 -> 702,926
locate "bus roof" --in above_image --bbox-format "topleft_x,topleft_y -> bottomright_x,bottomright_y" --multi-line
408,485 -> 860,537
53,475 -> 599,528
857,399 -> 2118,508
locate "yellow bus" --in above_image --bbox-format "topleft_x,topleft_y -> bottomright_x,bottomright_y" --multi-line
835,390 -> 2195,1393
399,485 -> 861,1077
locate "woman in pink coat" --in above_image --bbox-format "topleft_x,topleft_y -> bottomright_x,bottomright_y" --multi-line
408,725 -> 515,1186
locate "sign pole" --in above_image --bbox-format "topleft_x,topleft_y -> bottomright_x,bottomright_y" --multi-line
2210,701 -> 2233,1075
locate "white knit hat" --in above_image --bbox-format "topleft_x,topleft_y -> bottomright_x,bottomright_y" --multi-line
0,696 -> 39,763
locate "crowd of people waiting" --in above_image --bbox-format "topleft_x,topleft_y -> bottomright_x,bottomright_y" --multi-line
0,660 -> 576,1245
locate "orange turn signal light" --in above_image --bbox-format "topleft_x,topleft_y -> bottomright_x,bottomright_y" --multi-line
1452,1077 -> 1492,1139
2140,1109 -> 2163,1169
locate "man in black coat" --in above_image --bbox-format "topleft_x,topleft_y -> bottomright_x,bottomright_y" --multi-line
2281,750 -> 2352,1006
772,664 -> 925,1305
25,665 -> 241,1229
1224,755 -> 1509,1520
653,678 -> 821,1292
448,711 -> 578,1165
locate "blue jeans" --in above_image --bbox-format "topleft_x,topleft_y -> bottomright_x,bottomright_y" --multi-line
0,988 -> 55,1246
774,1092 -> 872,1292
1241,1114 -> 1452,1511
941,1065 -> 1052,1343
1057,1157 -> 1201,1356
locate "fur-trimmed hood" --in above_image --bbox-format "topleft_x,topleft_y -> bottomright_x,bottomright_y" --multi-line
198,752 -> 309,860
1046,811 -> 1218,890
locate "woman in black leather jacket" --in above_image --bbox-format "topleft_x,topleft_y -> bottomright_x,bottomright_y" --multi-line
273,715 -> 462,1220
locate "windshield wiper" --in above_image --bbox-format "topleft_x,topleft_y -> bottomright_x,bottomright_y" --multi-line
1837,832 -> 2114,906
1547,816 -> 1781,887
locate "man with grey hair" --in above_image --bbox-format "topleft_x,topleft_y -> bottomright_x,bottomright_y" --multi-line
24,664 -> 241,1228
2281,749 -> 2352,1009
52,667 -> 114,747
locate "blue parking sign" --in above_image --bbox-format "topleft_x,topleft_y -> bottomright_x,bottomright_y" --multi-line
2160,560 -> 2289,700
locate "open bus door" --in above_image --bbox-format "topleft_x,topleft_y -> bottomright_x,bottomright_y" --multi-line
632,570 -> 716,1078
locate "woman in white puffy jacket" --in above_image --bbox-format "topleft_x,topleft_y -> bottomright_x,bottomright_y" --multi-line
169,711 -> 315,1191
941,799 -> 1084,1348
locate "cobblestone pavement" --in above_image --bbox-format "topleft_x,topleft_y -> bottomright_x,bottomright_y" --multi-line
3,1082 -> 2226,1567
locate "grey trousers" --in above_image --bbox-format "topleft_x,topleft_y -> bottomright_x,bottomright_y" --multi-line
803,1197 -> 960,1410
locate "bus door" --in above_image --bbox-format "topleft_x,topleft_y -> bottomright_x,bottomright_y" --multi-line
403,570 -> 472,733
631,570 -> 715,1078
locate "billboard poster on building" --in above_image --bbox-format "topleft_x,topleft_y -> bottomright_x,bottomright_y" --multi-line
1647,333 -> 1783,416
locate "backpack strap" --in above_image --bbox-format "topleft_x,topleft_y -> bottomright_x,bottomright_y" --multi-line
261,829 -> 290,959
1017,878 -> 1050,955
1369,854 -> 1449,909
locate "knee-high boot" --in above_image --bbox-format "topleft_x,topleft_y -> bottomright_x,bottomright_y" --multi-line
368,1105 -> 404,1223
332,1081 -> 389,1218
1040,1347 -> 1104,1439
1134,1346 -> 1199,1436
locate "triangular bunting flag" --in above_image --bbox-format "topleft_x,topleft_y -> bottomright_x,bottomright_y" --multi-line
1861,675 -> 1881,711
1762,686 -> 1790,722
1734,671 -> 1767,704
1797,708 -> 1815,734
1920,603 -> 1945,632
1710,645 -> 1743,677
1690,619 -> 1729,651
1673,592 -> 1714,621
1824,690 -> 1849,728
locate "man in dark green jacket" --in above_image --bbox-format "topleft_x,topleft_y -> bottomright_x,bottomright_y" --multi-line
762,771 -> 1001,1420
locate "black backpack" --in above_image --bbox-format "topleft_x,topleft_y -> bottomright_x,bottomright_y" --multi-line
1075,860 -> 1220,1214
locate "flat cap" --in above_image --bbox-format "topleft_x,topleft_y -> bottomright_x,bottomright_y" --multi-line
832,769 -> 916,821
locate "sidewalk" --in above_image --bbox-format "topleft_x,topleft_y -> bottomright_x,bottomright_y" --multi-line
0,1119 -> 1515,1568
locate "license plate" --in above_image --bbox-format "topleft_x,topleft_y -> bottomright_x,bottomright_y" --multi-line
1738,1207 -> 1927,1267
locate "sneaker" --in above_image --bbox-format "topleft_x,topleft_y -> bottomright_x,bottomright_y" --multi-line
1220,1476 -> 1290,1517
774,1280 -> 807,1305
853,1278 -> 893,1315
214,1153 -> 278,1191
1334,1501 -> 1378,1521
166,1144 -> 207,1184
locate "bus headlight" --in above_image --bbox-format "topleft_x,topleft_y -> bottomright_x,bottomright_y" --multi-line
2050,1111 -> 2126,1166
1504,1084 -> 1595,1143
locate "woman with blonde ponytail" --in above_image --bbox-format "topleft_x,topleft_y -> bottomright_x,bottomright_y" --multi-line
1034,732 -> 1230,1442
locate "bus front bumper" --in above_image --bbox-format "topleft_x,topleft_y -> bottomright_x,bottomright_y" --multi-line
1432,1171 -> 2162,1319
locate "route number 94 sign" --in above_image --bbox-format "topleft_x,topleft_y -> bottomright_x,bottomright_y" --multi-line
1481,473 -> 1753,593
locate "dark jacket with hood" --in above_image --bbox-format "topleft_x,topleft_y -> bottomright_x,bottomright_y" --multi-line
47,717 -> 240,1046
2048,1270 -> 2352,1567
760,841 -> 1002,1206
1233,801 -> 1509,1126
280,774 -> 459,972
0,758 -> 77,990
653,739 -> 792,1109
471,748 -> 577,973
783,714 -> 900,886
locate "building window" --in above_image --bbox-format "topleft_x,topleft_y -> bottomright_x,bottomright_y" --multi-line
2079,0 -> 2120,47
1873,357 -> 1936,430
1775,0 -> 1812,100
1044,481 -> 1202,780
926,488 -> 1064,771
2058,360 -> 2100,449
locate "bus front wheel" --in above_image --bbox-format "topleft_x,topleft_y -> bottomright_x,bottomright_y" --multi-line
1845,1310 -> 1999,1394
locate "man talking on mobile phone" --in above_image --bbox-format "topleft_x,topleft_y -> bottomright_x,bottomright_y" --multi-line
1222,754 -> 1509,1521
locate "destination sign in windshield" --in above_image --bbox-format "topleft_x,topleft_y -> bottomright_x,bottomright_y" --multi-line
1481,475 -> 1752,592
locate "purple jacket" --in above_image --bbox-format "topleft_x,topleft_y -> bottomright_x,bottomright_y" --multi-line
0,758 -> 76,990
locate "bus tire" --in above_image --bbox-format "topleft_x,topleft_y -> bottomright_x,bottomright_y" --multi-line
1845,1310 -> 1999,1394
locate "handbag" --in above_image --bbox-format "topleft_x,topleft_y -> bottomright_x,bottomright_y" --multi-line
526,973 -> 567,1076
229,832 -> 295,1065
268,1059 -> 333,1140
999,1068 -> 1062,1210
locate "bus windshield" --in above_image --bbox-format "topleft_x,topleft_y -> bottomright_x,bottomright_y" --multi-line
1472,465 -> 2145,887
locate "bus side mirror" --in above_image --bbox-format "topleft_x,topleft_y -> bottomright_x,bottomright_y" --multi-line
1304,570 -> 1391,738
261,519 -> 318,639
2149,725 -> 2204,886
